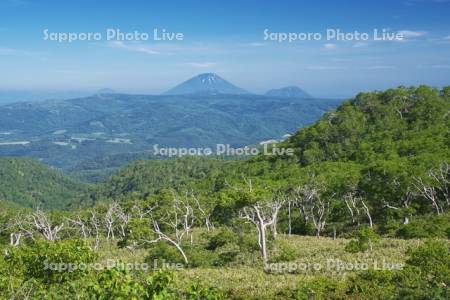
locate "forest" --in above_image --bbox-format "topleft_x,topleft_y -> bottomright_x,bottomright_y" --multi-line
0,86 -> 449,299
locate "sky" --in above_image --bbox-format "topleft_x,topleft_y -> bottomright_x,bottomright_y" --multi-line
0,0 -> 449,98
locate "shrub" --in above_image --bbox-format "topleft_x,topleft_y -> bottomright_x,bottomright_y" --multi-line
396,213 -> 450,239
145,241 -> 186,266
345,226 -> 379,253
269,239 -> 298,263
4,239 -> 97,284
205,228 -> 238,251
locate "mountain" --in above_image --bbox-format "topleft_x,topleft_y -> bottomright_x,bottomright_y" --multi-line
97,86 -> 450,227
0,93 -> 340,179
265,86 -> 312,98
164,73 -> 249,95
96,88 -> 117,95
0,157 -> 91,209
96,157 -> 232,200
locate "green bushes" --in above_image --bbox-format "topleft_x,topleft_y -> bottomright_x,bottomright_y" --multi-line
395,213 -> 450,239
270,239 -> 298,263
347,239 -> 450,299
5,239 -> 97,284
345,226 -> 379,253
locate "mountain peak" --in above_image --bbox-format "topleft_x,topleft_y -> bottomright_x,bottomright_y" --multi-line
163,73 -> 249,95
265,86 -> 312,98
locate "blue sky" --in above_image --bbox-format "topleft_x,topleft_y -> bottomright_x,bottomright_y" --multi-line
0,0 -> 449,98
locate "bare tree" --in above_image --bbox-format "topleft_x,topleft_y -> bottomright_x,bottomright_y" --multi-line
309,193 -> 329,238
191,192 -> 214,231
104,202 -> 119,240
383,181 -> 414,224
90,210 -> 101,251
28,209 -> 64,241
65,215 -> 89,239
429,162 -> 449,207
116,206 -> 132,239
344,191 -> 373,228
172,191 -> 196,245
239,199 -> 283,263
142,209 -> 190,264
413,177 -> 443,214
287,198 -> 294,236
293,185 -> 329,237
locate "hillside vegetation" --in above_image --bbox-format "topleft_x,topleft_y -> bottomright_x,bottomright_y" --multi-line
0,157 -> 91,210
0,86 -> 448,299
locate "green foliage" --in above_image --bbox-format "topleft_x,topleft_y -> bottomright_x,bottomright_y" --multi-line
184,282 -> 225,300
396,213 -> 450,239
205,228 -> 238,251
0,157 -> 92,209
5,239 -> 97,284
345,226 -> 379,253
145,241 -> 186,265
270,239 -> 298,262
347,239 -> 450,299
97,157 -> 232,200
0,94 -> 339,177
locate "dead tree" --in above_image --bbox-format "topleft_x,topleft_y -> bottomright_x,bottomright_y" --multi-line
116,206 -> 132,239
293,185 -> 329,237
309,193 -> 329,238
429,162 -> 449,207
143,211 -> 190,264
90,211 -> 101,251
413,177 -> 443,214
239,200 -> 283,263
287,199 -> 294,236
384,182 -> 414,224
29,210 -> 64,241
292,185 -> 315,222
8,214 -> 34,246
104,202 -> 119,240
191,192 -> 214,231
65,215 -> 90,239
344,192 -> 373,228
172,191 -> 196,245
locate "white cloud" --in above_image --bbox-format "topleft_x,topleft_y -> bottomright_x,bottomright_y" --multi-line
352,42 -> 368,48
108,41 -> 161,55
185,62 -> 217,68
362,65 -> 395,70
397,30 -> 427,40
0,46 -> 46,56
244,42 -> 266,47
306,65 -> 346,70
324,43 -> 337,49
430,64 -> 450,69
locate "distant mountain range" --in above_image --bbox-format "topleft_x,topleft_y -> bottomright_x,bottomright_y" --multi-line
0,73 -> 314,106
265,86 -> 312,98
164,73 -> 249,95
0,73 -> 335,180
164,73 -> 313,98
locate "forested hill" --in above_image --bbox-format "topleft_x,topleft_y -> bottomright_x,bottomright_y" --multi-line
96,157 -> 236,200
0,157 -> 91,210
94,86 -> 449,232
281,85 -> 449,166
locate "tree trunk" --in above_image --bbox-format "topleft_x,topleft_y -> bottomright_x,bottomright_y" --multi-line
259,224 -> 268,263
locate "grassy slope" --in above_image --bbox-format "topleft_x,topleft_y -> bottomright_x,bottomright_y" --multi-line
94,234 -> 422,300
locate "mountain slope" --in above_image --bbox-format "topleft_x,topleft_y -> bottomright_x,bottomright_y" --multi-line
164,73 -> 249,95
265,86 -> 312,98
0,93 -> 340,175
97,86 -> 450,226
0,157 -> 91,209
